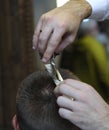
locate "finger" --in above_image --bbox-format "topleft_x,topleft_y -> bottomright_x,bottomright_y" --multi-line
64,79 -> 90,90
58,108 -> 76,124
58,107 -> 85,128
33,17 -> 43,49
57,95 -> 88,111
57,96 -> 76,111
55,33 -> 75,53
41,28 -> 65,62
54,83 -> 81,100
38,26 -> 53,55
54,79 -> 82,96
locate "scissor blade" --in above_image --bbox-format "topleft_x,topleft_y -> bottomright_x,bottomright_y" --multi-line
50,58 -> 63,82
45,63 -> 60,85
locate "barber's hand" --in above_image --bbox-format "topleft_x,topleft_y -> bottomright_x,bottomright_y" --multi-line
54,79 -> 109,130
33,0 -> 91,62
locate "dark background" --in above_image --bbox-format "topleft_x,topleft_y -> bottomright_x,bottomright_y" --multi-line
0,0 -> 56,130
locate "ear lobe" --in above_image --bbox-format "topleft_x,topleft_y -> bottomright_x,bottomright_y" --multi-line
12,115 -> 20,130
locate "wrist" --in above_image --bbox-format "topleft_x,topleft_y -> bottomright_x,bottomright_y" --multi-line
100,113 -> 109,130
64,0 -> 92,20
88,111 -> 109,130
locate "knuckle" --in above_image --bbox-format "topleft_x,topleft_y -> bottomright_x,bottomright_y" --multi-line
42,14 -> 53,22
39,35 -> 46,43
57,22 -> 66,29
43,40 -> 58,53
47,15 -> 53,22
64,79 -> 72,84
79,93 -> 87,101
58,108 -> 64,116
44,49 -> 51,55
38,44 -> 43,50
44,55 -> 50,61
84,83 -> 93,92
57,96 -> 63,104
68,36 -> 74,43
86,85 -> 94,93
40,37 -> 47,42
59,84 -> 65,93
33,30 -> 39,37
41,14 -> 45,20
44,52 -> 50,58
50,42 -> 57,48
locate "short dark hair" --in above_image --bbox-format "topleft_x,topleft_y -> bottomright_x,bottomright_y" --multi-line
16,69 -> 80,130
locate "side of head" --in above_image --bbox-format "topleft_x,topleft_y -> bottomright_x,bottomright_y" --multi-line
13,69 -> 79,130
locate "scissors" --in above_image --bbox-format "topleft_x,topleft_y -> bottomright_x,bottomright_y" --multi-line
44,55 -> 63,85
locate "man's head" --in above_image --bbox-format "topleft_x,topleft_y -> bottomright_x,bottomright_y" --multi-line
12,69 -> 80,130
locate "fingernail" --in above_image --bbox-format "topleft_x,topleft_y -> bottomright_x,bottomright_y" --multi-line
42,58 -> 47,63
32,46 -> 36,50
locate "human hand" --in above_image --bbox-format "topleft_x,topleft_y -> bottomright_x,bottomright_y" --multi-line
33,0 -> 91,62
54,79 -> 109,130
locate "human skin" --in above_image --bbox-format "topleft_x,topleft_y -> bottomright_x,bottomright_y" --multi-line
54,79 -> 109,130
33,0 -> 91,62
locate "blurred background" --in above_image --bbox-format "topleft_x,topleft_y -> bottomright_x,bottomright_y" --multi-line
0,0 -> 109,130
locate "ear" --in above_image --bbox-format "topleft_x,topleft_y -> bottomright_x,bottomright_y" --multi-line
12,115 -> 20,130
